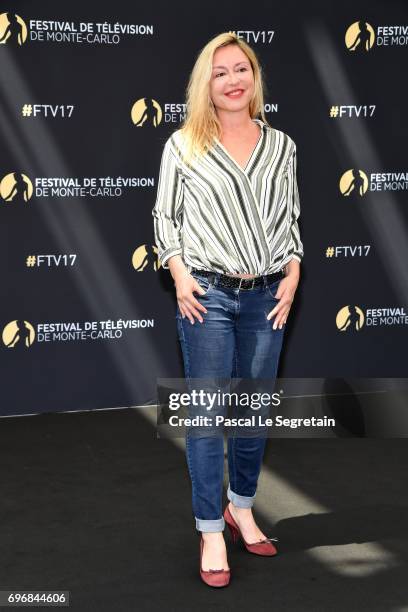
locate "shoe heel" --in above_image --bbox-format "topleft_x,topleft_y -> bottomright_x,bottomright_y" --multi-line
226,520 -> 239,543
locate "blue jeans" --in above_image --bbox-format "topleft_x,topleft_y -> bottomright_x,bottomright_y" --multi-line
176,270 -> 286,532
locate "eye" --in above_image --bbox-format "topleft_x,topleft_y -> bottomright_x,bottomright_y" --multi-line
214,67 -> 247,78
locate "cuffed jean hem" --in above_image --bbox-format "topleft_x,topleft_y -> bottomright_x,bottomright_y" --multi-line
195,517 -> 225,532
227,483 -> 255,508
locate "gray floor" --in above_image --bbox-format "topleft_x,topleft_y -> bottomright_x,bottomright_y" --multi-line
1,407 -> 407,611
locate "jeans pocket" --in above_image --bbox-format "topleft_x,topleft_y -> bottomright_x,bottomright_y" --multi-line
191,274 -> 213,296
267,279 -> 281,300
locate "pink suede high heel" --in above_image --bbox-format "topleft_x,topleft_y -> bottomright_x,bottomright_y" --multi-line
224,503 -> 278,556
199,536 -> 231,587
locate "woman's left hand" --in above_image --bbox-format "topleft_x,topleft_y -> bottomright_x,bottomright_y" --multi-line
267,273 -> 300,329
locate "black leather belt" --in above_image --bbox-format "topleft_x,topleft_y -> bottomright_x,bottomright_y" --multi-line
190,268 -> 285,290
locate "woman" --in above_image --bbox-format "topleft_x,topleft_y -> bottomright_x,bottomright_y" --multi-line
152,32 -> 303,587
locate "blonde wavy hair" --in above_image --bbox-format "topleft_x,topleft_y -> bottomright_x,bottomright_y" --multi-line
178,32 -> 270,167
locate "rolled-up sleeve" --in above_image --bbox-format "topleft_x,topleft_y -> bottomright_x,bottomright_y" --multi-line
285,143 -> 304,263
152,137 -> 184,269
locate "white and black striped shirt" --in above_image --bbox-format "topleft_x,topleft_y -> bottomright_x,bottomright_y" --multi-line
152,118 -> 303,275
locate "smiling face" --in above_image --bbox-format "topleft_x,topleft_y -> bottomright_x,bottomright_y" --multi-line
209,43 -> 255,115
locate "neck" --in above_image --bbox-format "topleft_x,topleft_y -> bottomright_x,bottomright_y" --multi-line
216,109 -> 254,136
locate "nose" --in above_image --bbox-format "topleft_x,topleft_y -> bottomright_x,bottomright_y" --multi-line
227,73 -> 240,88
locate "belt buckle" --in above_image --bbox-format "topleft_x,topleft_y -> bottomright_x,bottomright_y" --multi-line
238,277 -> 256,291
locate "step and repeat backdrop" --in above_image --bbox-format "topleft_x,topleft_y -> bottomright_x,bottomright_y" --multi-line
0,2 -> 407,416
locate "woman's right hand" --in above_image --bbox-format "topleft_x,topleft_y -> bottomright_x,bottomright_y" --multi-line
174,272 -> 208,324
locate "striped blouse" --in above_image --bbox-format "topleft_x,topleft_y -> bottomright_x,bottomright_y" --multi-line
152,117 -> 303,275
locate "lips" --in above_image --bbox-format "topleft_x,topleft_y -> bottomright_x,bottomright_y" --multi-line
225,89 -> 244,97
